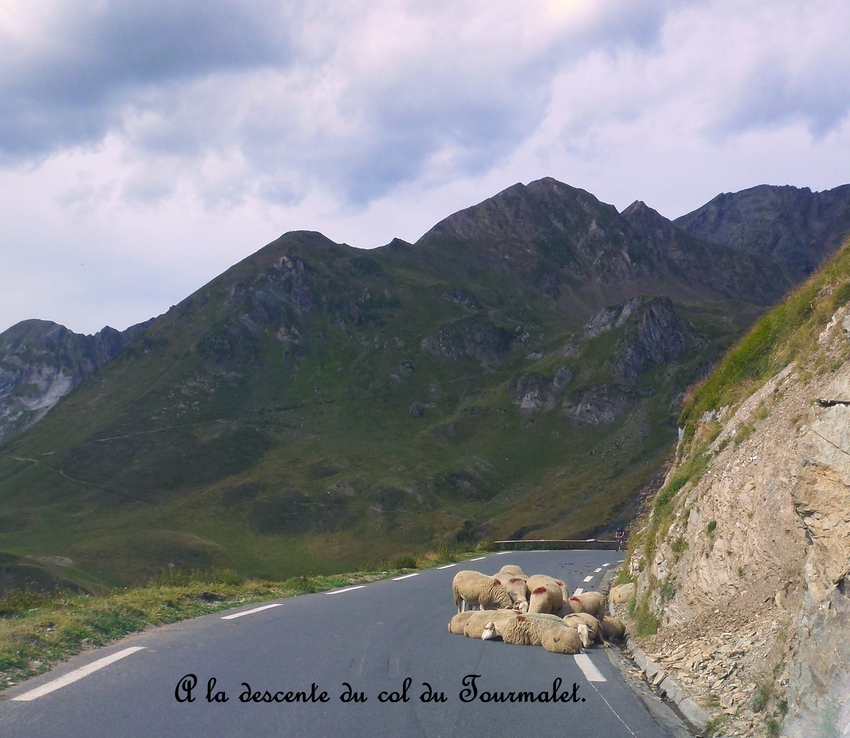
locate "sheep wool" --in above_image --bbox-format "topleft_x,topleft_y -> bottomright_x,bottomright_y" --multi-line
452,570 -> 515,612
600,616 -> 627,642
567,591 -> 607,621
525,575 -> 565,615
463,609 -> 519,639
448,611 -> 477,635
482,613 -> 573,648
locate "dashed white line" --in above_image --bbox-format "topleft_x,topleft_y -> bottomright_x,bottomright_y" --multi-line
222,603 -> 283,619
468,556 -> 486,561
393,573 -> 419,581
326,585 -> 366,595
574,653 -> 607,683
572,587 -> 584,595
12,647 -> 146,701
437,564 -> 457,570
583,575 -> 593,583
594,568 -> 602,573
602,562 -> 611,567
495,551 -> 511,555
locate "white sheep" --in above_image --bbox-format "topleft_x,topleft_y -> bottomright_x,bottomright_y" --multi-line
600,616 -> 627,642
562,612 -> 601,647
566,591 -> 607,620
481,613 -> 584,654
448,611 -> 477,634
496,564 -> 526,578
502,576 -> 530,611
462,609 -> 519,639
525,574 -> 565,614
452,570 -> 515,612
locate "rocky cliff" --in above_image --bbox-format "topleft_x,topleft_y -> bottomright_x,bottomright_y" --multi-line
0,319 -> 152,444
625,244 -> 850,736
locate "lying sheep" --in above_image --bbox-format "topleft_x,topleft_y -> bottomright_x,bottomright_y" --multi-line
452,570 -> 515,612
525,574 -> 565,615
448,611 -> 477,634
462,609 -> 519,639
567,591 -> 607,620
562,612 -> 601,647
600,616 -> 627,642
481,613 -> 584,654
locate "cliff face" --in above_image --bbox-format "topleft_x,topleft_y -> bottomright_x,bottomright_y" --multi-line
628,255 -> 850,736
0,319 -> 152,445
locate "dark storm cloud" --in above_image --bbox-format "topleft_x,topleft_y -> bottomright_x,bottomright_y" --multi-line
0,0 -> 295,160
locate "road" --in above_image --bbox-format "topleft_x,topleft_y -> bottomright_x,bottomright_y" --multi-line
0,550 -> 682,737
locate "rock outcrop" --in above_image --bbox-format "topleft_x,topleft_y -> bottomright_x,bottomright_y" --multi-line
0,319 -> 151,444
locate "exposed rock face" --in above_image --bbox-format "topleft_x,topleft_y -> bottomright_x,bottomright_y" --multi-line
630,305 -> 850,736
507,367 -> 573,413
0,319 -> 151,444
675,183 -> 850,280
421,316 -> 515,367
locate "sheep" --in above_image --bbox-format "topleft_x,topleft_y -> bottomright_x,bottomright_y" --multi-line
525,575 -> 565,615
481,613 -> 584,654
567,591 -> 607,621
502,577 -> 530,611
562,612 -> 601,647
452,570 -> 516,612
600,616 -> 627,642
462,609 -> 520,639
448,611 -> 477,634
496,564 -> 526,579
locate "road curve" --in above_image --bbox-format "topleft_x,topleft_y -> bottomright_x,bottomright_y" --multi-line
0,550 -> 678,737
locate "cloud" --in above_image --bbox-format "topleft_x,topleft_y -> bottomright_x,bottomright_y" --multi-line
0,0 -> 694,207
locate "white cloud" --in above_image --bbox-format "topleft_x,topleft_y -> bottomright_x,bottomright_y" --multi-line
2,0 -> 850,334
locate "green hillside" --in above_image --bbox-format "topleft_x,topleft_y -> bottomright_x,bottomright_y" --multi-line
0,179 -> 837,588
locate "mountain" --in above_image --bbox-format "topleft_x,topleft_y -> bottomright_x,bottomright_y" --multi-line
675,183 -> 850,280
0,319 -> 153,445
1,177 -> 849,589
625,242 -> 850,736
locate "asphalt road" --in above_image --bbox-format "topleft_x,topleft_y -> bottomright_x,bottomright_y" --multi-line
0,550 -> 681,737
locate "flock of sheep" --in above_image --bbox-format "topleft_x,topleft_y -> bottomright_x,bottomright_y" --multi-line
448,563 -> 626,655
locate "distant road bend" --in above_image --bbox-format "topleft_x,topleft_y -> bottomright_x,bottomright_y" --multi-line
0,551 -> 682,737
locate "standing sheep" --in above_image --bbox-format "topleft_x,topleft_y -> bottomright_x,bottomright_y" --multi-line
567,591 -> 607,621
496,564 -> 526,579
452,570 -> 516,612
525,575 -> 565,615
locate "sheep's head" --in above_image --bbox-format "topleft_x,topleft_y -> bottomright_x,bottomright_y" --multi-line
512,600 -> 528,613
575,623 -> 591,648
481,622 -> 500,640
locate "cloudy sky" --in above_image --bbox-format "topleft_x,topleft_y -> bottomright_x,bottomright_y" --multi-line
2,0 -> 850,335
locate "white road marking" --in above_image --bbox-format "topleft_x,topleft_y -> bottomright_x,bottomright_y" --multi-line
495,551 -> 511,555
436,564 -> 456,569
583,575 -> 593,582
222,603 -> 283,619
602,562 -> 611,567
588,681 -> 636,736
12,647 -> 146,701
393,573 -> 419,581
469,556 -> 486,561
574,653 -> 607,683
572,588 -> 584,595
594,568 -> 602,573
326,585 -> 366,595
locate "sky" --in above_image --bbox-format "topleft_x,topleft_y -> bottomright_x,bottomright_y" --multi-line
2,0 -> 850,335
